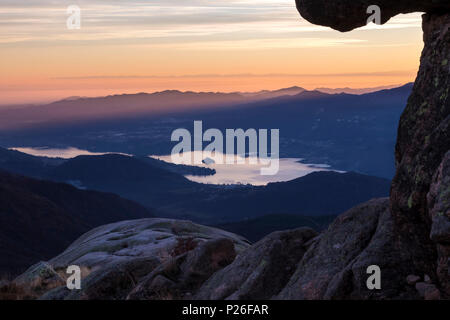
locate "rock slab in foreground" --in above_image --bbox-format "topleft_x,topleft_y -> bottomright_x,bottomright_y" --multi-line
14,198 -> 446,300
195,227 -> 317,300
23,218 -> 250,300
127,238 -> 237,300
196,198 -> 443,300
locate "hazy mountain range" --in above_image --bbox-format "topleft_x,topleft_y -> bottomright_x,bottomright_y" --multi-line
0,84 -> 411,131
315,84 -> 402,94
0,84 -> 412,179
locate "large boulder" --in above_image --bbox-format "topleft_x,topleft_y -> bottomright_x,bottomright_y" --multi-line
127,238 -> 237,300
296,0 -> 450,32
46,218 -> 249,271
26,218 -> 249,300
195,227 -> 317,300
278,198 -> 425,299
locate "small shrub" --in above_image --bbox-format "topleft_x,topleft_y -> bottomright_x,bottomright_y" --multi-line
0,280 -> 38,300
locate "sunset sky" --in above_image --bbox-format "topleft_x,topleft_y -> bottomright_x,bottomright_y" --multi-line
0,0 -> 424,104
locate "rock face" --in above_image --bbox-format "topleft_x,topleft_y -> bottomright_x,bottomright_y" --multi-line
296,0 -> 450,32
195,228 -> 317,300
295,0 -> 449,300
427,151 -> 450,295
390,12 -> 450,298
18,218 -> 249,300
277,199 -> 420,299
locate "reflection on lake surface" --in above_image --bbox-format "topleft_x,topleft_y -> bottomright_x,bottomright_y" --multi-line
10,147 -> 340,186
152,151 -> 340,186
9,147 -> 129,159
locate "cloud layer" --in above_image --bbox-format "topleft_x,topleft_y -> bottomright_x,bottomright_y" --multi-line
0,0 -> 422,47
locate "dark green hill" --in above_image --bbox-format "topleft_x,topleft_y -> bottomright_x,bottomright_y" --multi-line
0,170 -> 152,275
216,214 -> 336,242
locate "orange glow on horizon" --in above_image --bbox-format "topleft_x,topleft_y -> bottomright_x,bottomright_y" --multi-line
0,1 -> 424,104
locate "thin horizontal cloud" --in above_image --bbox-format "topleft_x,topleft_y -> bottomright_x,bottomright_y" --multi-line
52,70 -> 416,80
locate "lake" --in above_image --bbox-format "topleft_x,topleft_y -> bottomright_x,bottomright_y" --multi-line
10,147 -> 130,159
152,151 -> 339,186
10,147 -> 339,186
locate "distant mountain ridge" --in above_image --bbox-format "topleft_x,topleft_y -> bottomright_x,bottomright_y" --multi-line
316,83 -> 407,94
0,91 -> 246,130
240,86 -> 306,99
0,83 -> 412,131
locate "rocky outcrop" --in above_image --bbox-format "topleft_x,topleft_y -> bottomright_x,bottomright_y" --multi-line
10,197 -> 447,300
427,151 -> 450,295
294,0 -> 450,299
390,11 -> 450,299
17,218 -> 249,300
296,0 -> 450,32
195,228 -> 317,300
127,238 -> 236,300
46,218 -> 248,272
277,198 -> 428,299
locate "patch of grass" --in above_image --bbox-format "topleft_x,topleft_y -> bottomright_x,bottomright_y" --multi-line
0,277 -> 50,300
0,281 -> 37,300
0,266 -> 94,300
